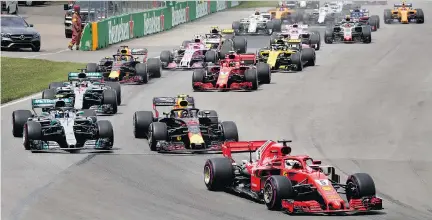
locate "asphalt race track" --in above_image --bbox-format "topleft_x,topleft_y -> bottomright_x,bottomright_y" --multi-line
2,2 -> 432,220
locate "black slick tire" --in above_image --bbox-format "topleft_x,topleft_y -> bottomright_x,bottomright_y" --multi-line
97,120 -> 114,148
104,82 -> 122,105
133,111 -> 154,139
192,69 -> 205,91
233,37 -> 247,54
12,110 -> 32,137
102,89 -> 118,114
301,48 -> 316,67
205,50 -> 218,63
147,58 -> 162,78
148,122 -> 168,151
257,62 -> 271,84
221,121 -> 238,141
244,69 -> 258,90
135,63 -> 149,84
23,121 -> 42,150
86,63 -> 98,72
346,173 -> 376,201
264,175 -> 295,210
204,158 -> 234,191
159,50 -> 172,68
49,82 -> 64,89
42,88 -> 56,99
291,52 -> 303,71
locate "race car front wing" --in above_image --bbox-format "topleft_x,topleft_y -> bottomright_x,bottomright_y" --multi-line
193,82 -> 254,91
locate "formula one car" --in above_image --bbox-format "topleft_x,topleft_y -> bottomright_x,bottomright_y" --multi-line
324,20 -> 372,44
192,52 -> 271,91
160,35 -> 225,69
43,71 -> 121,114
302,4 -> 339,26
268,6 -> 301,24
203,140 -> 383,214
231,14 -> 279,36
383,2 -> 424,24
133,95 -> 239,153
258,39 -> 316,71
275,23 -> 321,50
87,45 -> 162,84
12,98 -> 114,153
203,27 -> 248,57
349,8 -> 380,31
297,1 -> 320,9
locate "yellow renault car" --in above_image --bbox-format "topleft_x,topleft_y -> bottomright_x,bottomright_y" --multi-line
257,39 -> 315,72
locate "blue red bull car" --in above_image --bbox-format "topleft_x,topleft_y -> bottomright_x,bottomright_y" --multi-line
85,46 -> 162,84
132,94 -> 240,153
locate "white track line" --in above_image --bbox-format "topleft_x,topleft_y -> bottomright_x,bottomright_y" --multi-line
1,56 -> 161,108
1,93 -> 42,108
22,49 -> 70,59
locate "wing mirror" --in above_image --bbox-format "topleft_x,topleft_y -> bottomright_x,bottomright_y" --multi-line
312,160 -> 322,165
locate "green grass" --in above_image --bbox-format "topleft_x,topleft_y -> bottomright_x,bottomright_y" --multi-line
233,1 -> 279,9
1,57 -> 85,104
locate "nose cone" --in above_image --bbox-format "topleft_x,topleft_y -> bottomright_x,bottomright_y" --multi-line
329,201 -> 341,210
108,70 -> 120,79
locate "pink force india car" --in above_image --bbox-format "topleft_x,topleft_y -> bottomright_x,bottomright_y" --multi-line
159,35 -> 219,70
271,23 -> 321,50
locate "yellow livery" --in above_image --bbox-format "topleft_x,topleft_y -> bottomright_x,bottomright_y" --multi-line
383,1 -> 424,24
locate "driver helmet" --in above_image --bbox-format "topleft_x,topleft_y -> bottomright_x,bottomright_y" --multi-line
345,15 -> 351,22
180,110 -> 189,118
211,26 -> 219,34
254,9 -> 260,15
229,61 -> 236,67
55,110 -> 65,118
194,35 -> 201,43
292,23 -> 298,28
80,81 -> 88,87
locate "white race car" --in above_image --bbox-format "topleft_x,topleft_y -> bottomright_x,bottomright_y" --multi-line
297,1 -> 320,9
232,14 -> 277,35
303,3 -> 339,25
273,24 -> 321,50
45,72 -> 121,114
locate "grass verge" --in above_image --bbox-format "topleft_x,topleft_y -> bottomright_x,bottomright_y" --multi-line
1,57 -> 85,104
233,1 -> 279,9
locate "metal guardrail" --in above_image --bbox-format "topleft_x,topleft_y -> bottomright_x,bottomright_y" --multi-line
67,1 -> 166,22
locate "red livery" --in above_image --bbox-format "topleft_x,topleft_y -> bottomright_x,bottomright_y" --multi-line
192,52 -> 271,91
204,140 -> 383,215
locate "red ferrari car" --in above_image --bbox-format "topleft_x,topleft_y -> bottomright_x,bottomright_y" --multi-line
204,140 -> 383,214
192,52 -> 271,91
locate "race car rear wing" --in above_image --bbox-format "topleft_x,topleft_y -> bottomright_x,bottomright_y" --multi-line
222,140 -> 268,158
394,3 -> 411,8
152,97 -> 195,107
117,46 -> 148,55
68,72 -> 103,81
31,98 -> 73,109
221,29 -> 234,34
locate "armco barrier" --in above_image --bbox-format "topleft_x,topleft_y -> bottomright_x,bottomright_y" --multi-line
80,1 -> 242,51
